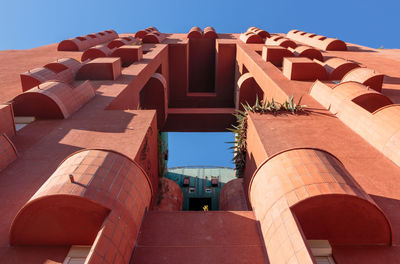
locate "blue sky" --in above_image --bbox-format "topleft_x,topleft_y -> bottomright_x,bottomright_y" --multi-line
1,0 -> 398,168
0,0 -> 398,50
167,133 -> 234,168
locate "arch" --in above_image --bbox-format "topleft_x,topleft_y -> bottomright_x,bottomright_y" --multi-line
266,37 -> 297,49
13,81 -> 95,119
328,81 -> 390,114
139,73 -> 168,129
10,195 -> 110,245
270,35 -> 284,41
20,67 -> 58,91
57,38 -> 83,51
254,29 -> 270,38
249,148 -> 392,264
240,32 -> 263,44
341,67 -> 384,92
44,58 -> 81,74
292,46 -> 323,61
203,26 -> 218,39
236,73 -> 264,110
81,44 -> 114,62
103,29 -> 118,40
292,194 -> 392,246
249,27 -> 270,38
286,30 -> 347,51
10,148 -> 153,255
323,38 -> 347,51
187,26 -> 203,39
135,29 -> 148,38
351,93 -> 393,113
58,30 -> 118,51
107,36 -> 136,49
219,178 -> 248,211
276,38 -> 297,49
323,57 -> 360,80
143,32 -> 165,43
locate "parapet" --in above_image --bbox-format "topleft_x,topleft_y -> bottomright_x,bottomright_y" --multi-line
283,57 -> 328,81
21,58 -> 83,91
203,27 -> 218,39
287,29 -> 347,51
288,46 -> 323,61
13,81 -> 95,119
240,31 -> 263,44
135,27 -> 165,43
309,80 -> 400,168
187,27 -> 203,39
320,57 -> 360,80
341,67 -> 384,92
58,30 -> 118,51
187,26 -> 218,39
76,57 -> 122,80
261,45 -> 294,67
265,36 -> 297,49
81,44 -> 116,62
107,36 -> 137,49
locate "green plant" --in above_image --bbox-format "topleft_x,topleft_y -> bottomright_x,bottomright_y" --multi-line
227,95 -> 306,177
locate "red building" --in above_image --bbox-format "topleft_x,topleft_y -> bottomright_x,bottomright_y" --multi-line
0,26 -> 399,263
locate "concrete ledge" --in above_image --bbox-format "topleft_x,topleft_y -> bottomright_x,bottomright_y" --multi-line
262,45 -> 294,66
76,57 -> 122,80
111,45 -> 143,67
283,57 -> 328,81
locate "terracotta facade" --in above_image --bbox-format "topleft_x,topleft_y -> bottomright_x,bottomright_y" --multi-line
0,26 -> 400,263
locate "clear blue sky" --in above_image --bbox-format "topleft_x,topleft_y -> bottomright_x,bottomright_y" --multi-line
167,133 -> 234,168
1,0 -> 398,168
0,0 -> 399,50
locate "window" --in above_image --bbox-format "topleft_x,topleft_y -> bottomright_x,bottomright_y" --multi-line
63,246 -> 91,264
183,177 -> 190,187
308,240 -> 336,264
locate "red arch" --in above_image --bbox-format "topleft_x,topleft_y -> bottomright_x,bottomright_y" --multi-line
10,195 -> 110,246
292,194 -> 392,246
13,88 -> 67,119
237,73 -> 264,110
187,27 -> 203,39
140,73 -> 167,129
352,92 -> 393,113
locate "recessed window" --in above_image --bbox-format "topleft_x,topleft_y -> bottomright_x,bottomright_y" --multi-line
63,245 -> 91,264
211,177 -> 219,187
183,177 -> 190,187
14,116 -> 35,131
308,240 -> 336,264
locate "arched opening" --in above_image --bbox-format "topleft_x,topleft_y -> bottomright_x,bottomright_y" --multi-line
140,73 -> 167,129
292,194 -> 392,246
